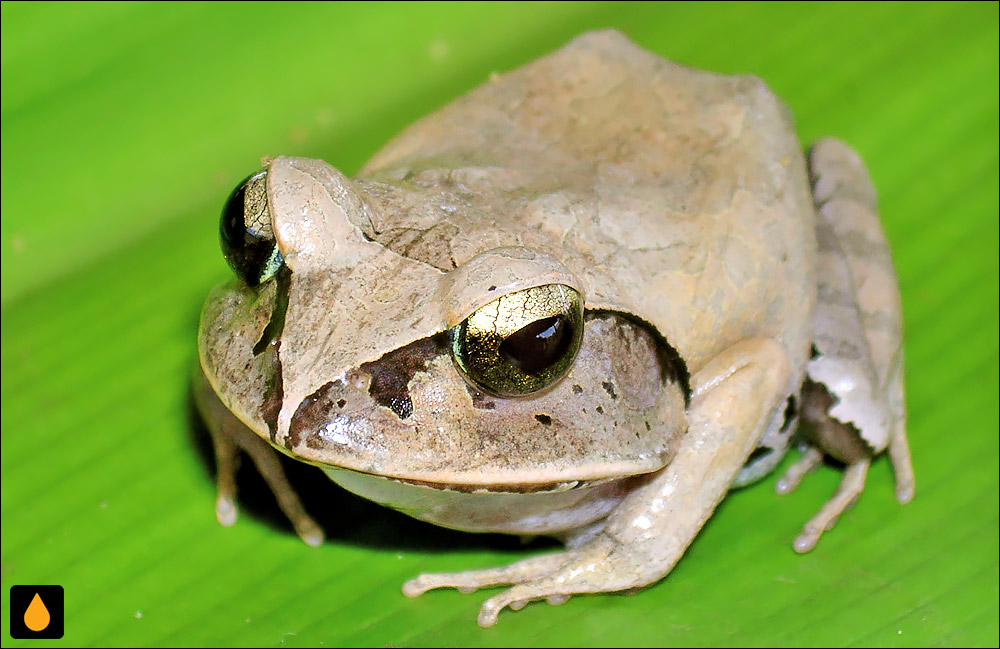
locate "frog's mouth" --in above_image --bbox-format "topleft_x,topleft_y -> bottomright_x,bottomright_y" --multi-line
291,449 -> 670,495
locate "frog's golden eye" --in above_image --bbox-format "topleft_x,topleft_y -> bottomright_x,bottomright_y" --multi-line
451,284 -> 584,397
219,170 -> 284,286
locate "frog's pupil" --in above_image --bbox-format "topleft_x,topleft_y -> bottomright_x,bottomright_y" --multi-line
499,315 -> 572,374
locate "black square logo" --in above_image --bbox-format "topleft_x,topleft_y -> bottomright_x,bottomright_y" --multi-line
9,585 -> 64,639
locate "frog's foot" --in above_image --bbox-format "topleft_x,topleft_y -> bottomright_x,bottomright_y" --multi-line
785,381 -> 914,552
782,380 -> 878,552
403,534 -> 648,628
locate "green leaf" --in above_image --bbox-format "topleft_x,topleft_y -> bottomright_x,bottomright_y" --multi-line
2,2 -> 996,646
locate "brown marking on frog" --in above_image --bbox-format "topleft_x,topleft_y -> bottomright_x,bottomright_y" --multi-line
800,379 -> 872,463
288,379 -> 345,449
359,334 -> 450,419
261,353 -> 283,445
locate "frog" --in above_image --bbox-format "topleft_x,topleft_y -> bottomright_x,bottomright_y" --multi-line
195,31 -> 914,627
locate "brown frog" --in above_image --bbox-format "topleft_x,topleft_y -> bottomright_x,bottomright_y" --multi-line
195,31 -> 914,627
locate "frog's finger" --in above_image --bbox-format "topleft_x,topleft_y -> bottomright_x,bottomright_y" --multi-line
211,431 -> 241,527
475,532 -> 662,626
402,551 -> 568,597
477,579 -> 588,627
243,444 -> 325,546
474,553 -> 631,626
478,588 -> 551,628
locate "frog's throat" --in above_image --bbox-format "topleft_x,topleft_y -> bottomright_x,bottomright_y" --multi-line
335,467 -> 656,495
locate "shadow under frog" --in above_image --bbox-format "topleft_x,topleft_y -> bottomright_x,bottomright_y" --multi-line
187,378 -> 549,554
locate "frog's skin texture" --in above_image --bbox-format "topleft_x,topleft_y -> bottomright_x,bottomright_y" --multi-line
195,31 -> 914,627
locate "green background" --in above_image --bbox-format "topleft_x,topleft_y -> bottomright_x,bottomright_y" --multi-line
2,2 -> 997,646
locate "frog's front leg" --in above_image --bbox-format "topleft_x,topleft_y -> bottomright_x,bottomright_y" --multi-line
193,368 -> 325,547
405,338 -> 790,627
777,138 -> 914,552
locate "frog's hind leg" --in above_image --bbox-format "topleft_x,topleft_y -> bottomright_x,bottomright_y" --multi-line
780,138 -> 914,550
194,368 -> 325,547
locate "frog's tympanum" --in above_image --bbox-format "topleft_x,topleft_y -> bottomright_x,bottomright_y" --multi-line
196,32 -> 914,627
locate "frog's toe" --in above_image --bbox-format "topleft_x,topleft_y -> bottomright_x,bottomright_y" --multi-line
895,481 -> 915,505
211,425 -> 241,526
402,552 -> 567,597
888,428 -> 916,504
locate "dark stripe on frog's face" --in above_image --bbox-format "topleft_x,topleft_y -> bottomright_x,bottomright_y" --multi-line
263,355 -> 283,445
290,333 -> 452,450
358,333 -> 451,419
256,268 -> 291,443
253,267 -> 291,356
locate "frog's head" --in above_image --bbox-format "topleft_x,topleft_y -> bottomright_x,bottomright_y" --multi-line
199,156 -> 687,531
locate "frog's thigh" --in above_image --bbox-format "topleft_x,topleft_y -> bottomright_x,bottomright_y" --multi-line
193,369 -> 324,547
809,139 -> 912,491
406,338 -> 789,627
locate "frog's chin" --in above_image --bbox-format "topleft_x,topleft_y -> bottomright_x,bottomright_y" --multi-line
321,466 -> 652,535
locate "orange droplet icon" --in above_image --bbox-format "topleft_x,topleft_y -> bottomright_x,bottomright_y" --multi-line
24,592 -> 51,632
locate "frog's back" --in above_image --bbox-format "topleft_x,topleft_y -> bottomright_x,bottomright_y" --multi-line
363,31 -> 805,209
362,31 -> 816,379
